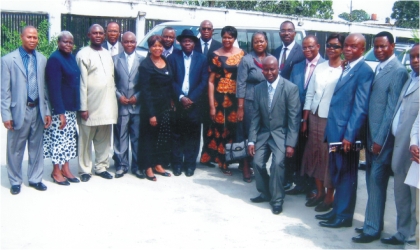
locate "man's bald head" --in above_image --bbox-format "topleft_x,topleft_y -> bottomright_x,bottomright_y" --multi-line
88,24 -> 105,49
343,33 -> 366,62
20,26 -> 38,52
122,31 -> 137,54
262,56 -> 279,83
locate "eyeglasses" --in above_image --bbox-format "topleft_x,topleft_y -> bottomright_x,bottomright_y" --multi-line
201,27 -> 212,31
302,46 -> 315,51
326,43 -> 342,49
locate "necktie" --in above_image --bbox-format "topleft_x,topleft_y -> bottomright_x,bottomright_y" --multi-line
304,63 -> 316,89
203,42 -> 209,55
279,47 -> 287,70
111,46 -> 118,56
268,84 -> 274,109
127,54 -> 132,72
27,54 -> 38,100
342,63 -> 351,76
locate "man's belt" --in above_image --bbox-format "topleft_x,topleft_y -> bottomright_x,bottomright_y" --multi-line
27,99 -> 39,107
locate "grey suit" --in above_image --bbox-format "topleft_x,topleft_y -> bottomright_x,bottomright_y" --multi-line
102,41 -> 124,55
249,76 -> 301,206
1,48 -> 51,185
390,73 -> 419,242
363,57 -> 409,236
112,52 -> 145,173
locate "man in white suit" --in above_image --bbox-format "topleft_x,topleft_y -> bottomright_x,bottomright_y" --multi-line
112,32 -> 145,179
1,26 -> 52,194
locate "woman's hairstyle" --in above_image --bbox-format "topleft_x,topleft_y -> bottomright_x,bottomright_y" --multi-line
326,33 -> 345,48
58,31 -> 74,42
221,26 -> 238,39
147,35 -> 163,48
251,31 -> 269,52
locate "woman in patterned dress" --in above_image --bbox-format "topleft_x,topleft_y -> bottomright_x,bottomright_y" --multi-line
43,31 -> 80,185
200,26 -> 245,175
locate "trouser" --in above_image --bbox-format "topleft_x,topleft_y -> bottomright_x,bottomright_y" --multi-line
253,137 -> 286,207
78,123 -> 112,175
6,105 -> 44,185
113,114 -> 140,173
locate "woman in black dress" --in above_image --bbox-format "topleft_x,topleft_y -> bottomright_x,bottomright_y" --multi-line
138,35 -> 173,181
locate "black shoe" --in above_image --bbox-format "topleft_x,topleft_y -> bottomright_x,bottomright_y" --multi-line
185,168 -> 194,177
355,226 -> 364,234
283,182 -> 292,190
250,195 -> 270,203
134,170 -> 145,179
315,202 -> 332,212
80,174 -> 91,182
305,195 -> 325,207
28,182 -> 47,191
271,205 -> 283,215
51,174 -> 70,186
315,210 -> 335,220
62,171 -> 80,183
153,168 -> 171,177
115,170 -> 125,178
352,233 -> 380,243
380,236 -> 404,245
319,218 -> 352,228
95,171 -> 113,179
10,185 -> 21,195
285,187 -> 306,195
173,168 -> 182,176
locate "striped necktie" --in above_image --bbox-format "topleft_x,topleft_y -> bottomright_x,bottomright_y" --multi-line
268,84 -> 274,109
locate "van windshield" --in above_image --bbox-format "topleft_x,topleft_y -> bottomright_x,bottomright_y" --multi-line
137,25 -> 200,50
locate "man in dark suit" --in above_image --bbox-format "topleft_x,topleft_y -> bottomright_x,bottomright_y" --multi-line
101,22 -> 123,56
193,20 -> 222,59
352,31 -> 408,243
287,35 -> 325,197
112,31 -> 145,179
273,21 -> 305,81
194,20 -> 222,168
381,44 -> 419,246
248,56 -> 301,215
167,29 -> 209,177
1,26 -> 52,194
317,33 -> 374,228
161,27 -> 178,58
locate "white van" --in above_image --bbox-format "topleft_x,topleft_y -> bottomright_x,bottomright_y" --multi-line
136,21 -> 306,57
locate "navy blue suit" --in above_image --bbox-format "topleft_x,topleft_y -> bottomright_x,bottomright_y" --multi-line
167,50 -> 209,171
273,43 -> 305,80
325,58 -> 374,220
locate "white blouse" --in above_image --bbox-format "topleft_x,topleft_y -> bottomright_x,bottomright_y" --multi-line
303,61 -> 342,118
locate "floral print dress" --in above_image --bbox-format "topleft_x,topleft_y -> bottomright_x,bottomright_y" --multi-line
200,50 -> 245,170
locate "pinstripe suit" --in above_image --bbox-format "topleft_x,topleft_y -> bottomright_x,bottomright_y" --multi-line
390,73 -> 419,242
363,57 -> 408,237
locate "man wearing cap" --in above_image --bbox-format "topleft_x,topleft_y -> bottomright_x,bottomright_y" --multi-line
167,29 -> 209,177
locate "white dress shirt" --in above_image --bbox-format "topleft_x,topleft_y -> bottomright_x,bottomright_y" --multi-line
108,41 -> 119,56
179,52 -> 193,101
163,46 -> 174,57
376,54 -> 395,75
342,56 -> 363,77
200,38 -> 213,54
124,51 -> 134,72
278,40 -> 296,68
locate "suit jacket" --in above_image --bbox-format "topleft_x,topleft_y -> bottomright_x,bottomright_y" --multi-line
138,55 -> 173,119
289,56 -> 326,107
248,76 -> 301,152
194,39 -> 222,60
101,41 -> 123,54
167,50 -> 209,122
325,59 -> 374,145
391,75 -> 419,173
113,52 -> 145,115
1,49 -> 51,130
273,43 -> 305,80
367,57 -> 409,164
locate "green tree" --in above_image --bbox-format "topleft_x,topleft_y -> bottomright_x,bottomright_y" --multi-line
338,9 -> 370,22
0,19 -> 57,57
391,0 -> 419,29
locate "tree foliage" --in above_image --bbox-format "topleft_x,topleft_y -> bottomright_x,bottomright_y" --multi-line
338,9 -> 370,22
169,1 -> 334,19
0,19 -> 57,57
391,0 -> 419,29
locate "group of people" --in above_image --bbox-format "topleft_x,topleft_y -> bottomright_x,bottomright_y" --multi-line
1,18 -> 419,246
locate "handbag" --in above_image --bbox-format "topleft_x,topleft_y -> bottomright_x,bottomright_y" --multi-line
225,121 -> 248,163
